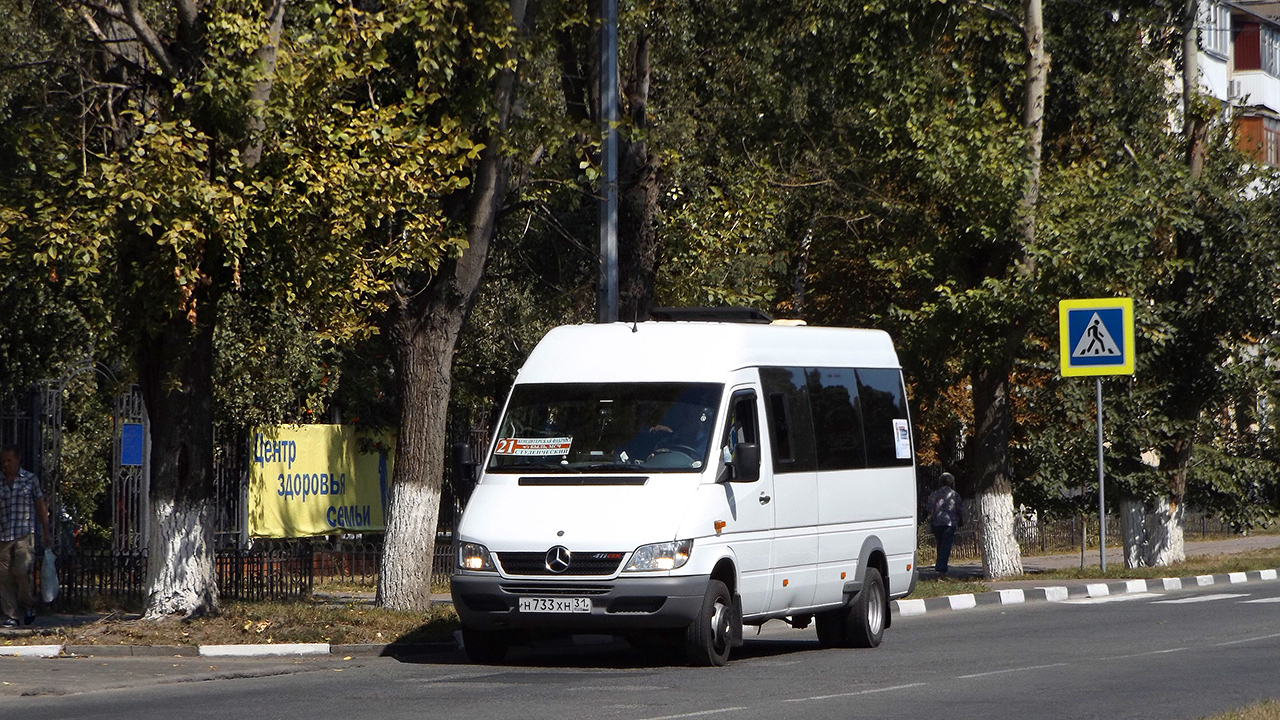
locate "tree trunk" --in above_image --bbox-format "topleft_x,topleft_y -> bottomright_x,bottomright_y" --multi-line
1145,494 -> 1185,566
965,0 -> 1044,581
1119,497 -> 1146,569
138,316 -> 219,618
377,0 -> 536,612
971,366 -> 1023,578
379,312 -> 457,610
1016,0 -> 1046,255
616,28 -> 661,322
1146,438 -> 1192,566
1182,0 -> 1208,178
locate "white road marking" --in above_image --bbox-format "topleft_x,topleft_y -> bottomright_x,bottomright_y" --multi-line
1098,647 -> 1187,661
1214,632 -> 1280,647
1242,597 -> 1280,604
782,682 -> 926,702
1064,593 -> 1158,604
1153,593 -> 1248,604
957,663 -> 1067,679
634,707 -> 749,720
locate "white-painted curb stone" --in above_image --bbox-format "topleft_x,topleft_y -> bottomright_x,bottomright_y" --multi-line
0,645 -> 62,657
199,643 -> 331,657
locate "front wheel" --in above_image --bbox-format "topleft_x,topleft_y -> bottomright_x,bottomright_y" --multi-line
685,579 -> 734,666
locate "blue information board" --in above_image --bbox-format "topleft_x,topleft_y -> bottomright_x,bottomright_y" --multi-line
121,423 -> 145,467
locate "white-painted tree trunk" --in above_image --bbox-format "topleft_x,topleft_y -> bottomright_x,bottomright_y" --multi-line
1120,498 -> 1147,569
379,481 -> 441,611
144,498 -> 217,619
977,487 -> 1024,578
1145,495 -> 1185,566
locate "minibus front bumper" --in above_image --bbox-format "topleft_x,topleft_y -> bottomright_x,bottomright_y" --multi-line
451,572 -> 710,631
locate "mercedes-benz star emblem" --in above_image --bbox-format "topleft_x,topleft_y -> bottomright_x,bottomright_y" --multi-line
545,545 -> 572,574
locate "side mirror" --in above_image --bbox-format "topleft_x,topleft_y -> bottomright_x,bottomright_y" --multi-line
452,442 -> 477,490
729,443 -> 760,483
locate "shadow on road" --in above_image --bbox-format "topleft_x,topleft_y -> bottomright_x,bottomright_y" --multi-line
389,634 -> 821,669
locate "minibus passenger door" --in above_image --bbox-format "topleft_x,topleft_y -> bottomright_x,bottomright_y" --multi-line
717,385 -> 774,616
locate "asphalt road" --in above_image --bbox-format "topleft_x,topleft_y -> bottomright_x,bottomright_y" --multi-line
5,579 -> 1279,720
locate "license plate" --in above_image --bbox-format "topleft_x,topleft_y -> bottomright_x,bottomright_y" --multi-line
518,596 -> 592,613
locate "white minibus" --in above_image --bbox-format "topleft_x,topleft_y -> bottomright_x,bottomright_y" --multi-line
451,309 -> 918,665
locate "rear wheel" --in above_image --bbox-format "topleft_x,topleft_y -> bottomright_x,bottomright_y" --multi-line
814,567 -> 887,649
461,626 -> 510,664
685,580 -> 734,666
849,567 -> 886,648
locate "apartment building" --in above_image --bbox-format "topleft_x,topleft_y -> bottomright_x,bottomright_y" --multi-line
1198,0 -> 1280,165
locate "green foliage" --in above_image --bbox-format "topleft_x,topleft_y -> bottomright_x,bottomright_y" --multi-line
55,374 -> 113,548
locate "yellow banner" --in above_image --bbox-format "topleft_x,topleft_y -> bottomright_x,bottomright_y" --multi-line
248,425 -> 395,538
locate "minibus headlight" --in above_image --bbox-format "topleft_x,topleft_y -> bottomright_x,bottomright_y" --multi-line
623,540 -> 693,572
458,542 -> 495,572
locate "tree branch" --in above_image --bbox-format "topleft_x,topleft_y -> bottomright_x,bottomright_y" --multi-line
242,0 -> 286,168
120,0 -> 178,76
73,5 -> 146,71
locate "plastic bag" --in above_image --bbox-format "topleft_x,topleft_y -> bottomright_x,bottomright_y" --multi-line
40,548 -> 58,604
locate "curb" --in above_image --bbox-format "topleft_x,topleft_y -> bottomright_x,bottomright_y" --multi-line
2,640 -> 457,660
892,568 -> 1280,617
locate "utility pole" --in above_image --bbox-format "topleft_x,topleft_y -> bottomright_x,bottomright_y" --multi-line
596,0 -> 620,323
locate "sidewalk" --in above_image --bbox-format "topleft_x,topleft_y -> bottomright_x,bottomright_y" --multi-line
901,534 -> 1280,616
919,533 -> 1280,582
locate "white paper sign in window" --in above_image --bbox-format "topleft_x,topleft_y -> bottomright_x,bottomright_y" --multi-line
893,419 -> 911,459
493,437 -> 573,456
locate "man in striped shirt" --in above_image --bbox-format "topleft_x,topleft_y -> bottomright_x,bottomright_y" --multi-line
0,444 -> 52,627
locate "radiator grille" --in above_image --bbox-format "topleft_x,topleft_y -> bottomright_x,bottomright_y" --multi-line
495,551 -> 625,576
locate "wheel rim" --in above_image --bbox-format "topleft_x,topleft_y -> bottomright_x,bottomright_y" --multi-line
710,598 -> 730,654
866,585 -> 884,634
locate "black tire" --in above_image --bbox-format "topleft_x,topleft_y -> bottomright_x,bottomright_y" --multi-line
685,579 -> 734,666
461,626 -> 510,664
848,567 -> 886,649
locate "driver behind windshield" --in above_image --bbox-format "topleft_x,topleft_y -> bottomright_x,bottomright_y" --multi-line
622,400 -> 712,466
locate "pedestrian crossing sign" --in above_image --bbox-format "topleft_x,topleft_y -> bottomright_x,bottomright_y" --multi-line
1059,298 -> 1135,377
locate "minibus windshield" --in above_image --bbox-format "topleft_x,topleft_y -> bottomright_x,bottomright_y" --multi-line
487,382 -> 723,473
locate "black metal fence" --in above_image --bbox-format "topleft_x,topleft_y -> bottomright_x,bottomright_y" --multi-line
41,538 -> 455,611
918,510 -> 1250,562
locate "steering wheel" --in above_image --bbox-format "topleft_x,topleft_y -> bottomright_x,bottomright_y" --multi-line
654,444 -> 699,457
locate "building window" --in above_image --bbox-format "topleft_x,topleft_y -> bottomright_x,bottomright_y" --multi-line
1202,1 -> 1232,58
1267,117 -> 1280,167
1263,28 -> 1280,76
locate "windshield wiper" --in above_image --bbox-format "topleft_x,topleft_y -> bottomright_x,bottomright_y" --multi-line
489,463 -> 570,473
577,462 -> 642,472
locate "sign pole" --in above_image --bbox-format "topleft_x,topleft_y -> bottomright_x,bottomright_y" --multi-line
1059,297 -> 1134,575
1095,377 -> 1106,573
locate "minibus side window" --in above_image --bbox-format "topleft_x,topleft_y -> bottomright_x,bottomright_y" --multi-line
768,393 -> 791,461
806,367 -> 867,471
856,368 -> 913,467
760,367 -> 817,472
721,391 -> 759,464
